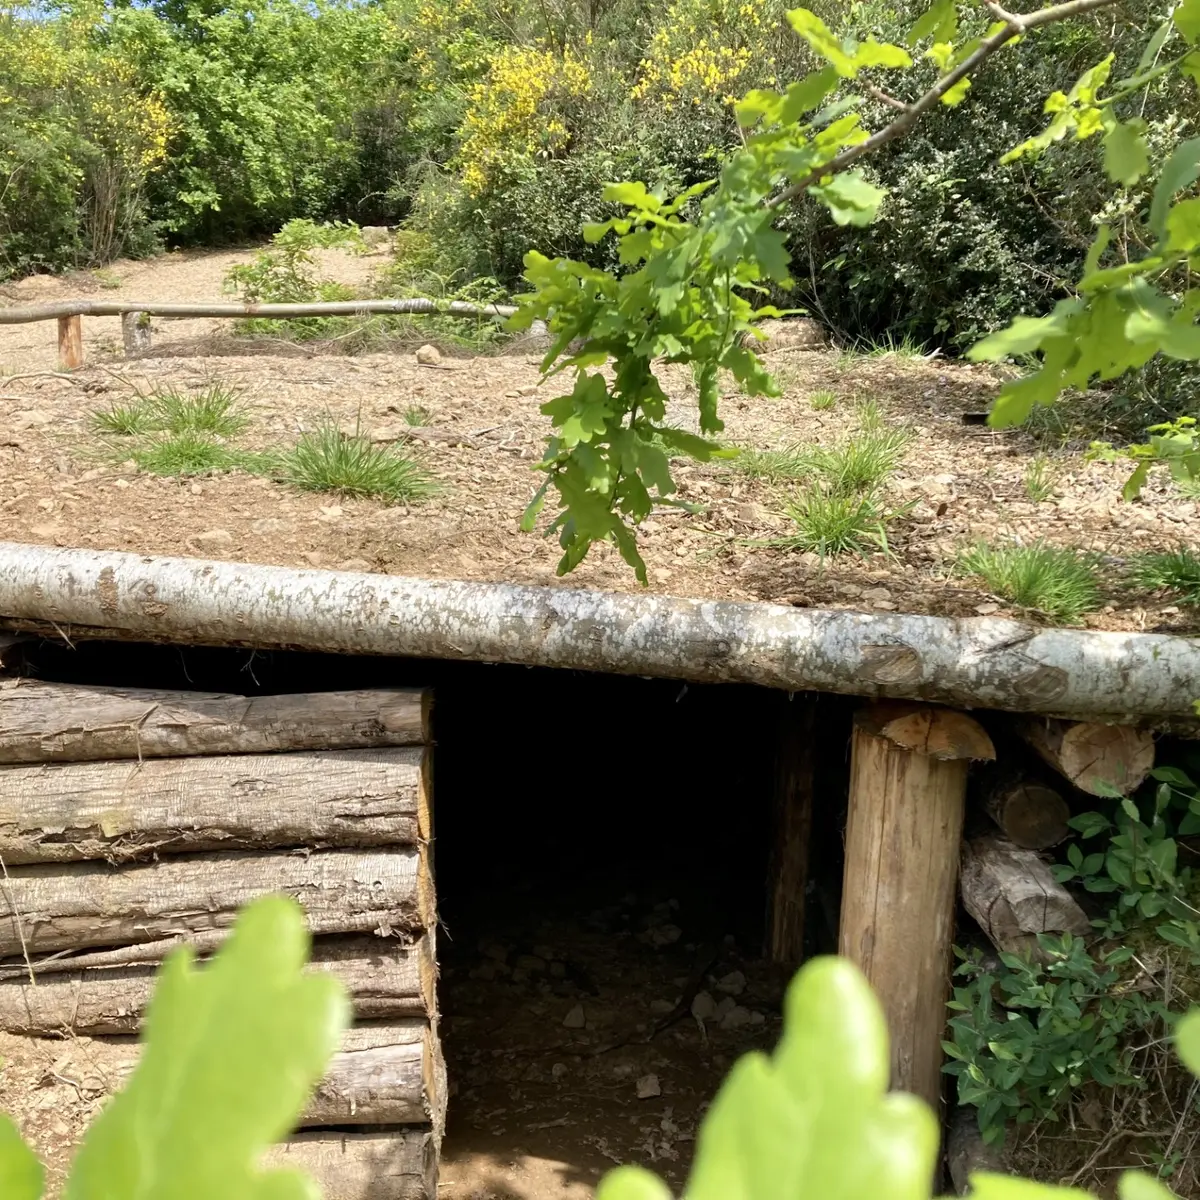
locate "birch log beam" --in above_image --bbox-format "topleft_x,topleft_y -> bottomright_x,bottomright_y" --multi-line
1017,719 -> 1154,796
0,848 -> 432,957
0,681 -> 429,763
263,1131 -> 438,1200
983,775 -> 1071,850
840,703 -> 994,1110
2,544 -> 1199,720
0,934 -> 436,1033
0,747 -> 429,863
960,834 -> 1090,957
42,1019 -> 444,1129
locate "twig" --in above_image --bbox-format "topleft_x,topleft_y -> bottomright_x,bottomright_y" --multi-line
769,0 -> 1122,209
0,371 -> 81,386
866,85 -> 912,112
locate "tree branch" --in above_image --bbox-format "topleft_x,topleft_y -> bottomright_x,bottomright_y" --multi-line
768,0 -> 1122,210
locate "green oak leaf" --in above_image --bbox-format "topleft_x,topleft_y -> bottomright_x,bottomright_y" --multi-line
808,171 -> 885,225
0,1117 -> 43,1200
1103,119 -> 1149,185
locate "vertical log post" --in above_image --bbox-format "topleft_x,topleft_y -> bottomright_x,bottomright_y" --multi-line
839,702 -> 995,1110
766,692 -> 817,966
121,311 -> 152,357
57,315 -> 84,370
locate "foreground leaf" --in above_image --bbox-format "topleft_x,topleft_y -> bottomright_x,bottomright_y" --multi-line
63,895 -> 348,1200
0,1117 -> 43,1200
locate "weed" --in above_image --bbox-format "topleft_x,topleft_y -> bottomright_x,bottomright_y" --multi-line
1023,454 -> 1059,502
403,405 -> 431,427
152,384 -> 249,437
734,443 -> 814,485
1130,548 -> 1200,606
92,268 -> 122,289
809,389 -> 837,411
864,332 -> 930,359
90,400 -> 156,436
131,432 -> 241,476
265,419 -> 435,503
781,486 -> 893,557
808,428 -> 910,495
855,396 -> 884,432
955,541 -> 1102,623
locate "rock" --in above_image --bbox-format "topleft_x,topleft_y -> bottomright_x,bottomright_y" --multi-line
193,528 -> 233,546
974,603 -> 1001,615
115,478 -> 130,490
716,970 -> 746,997
12,410 -> 52,430
872,599 -> 897,611
861,587 -> 892,604
480,941 -> 508,963
415,344 -> 442,366
251,518 -> 288,535
549,961 -> 566,979
563,1004 -> 586,1029
714,996 -> 737,1020
720,1005 -> 755,1030
551,1062 -> 568,1081
338,558 -> 372,572
649,998 -> 676,1016
644,923 -> 682,948
30,523 -> 61,541
517,384 -> 539,397
515,954 -> 548,974
739,317 -> 828,351
690,991 -> 717,1021
511,967 -> 528,984
318,504 -> 343,521
652,568 -> 672,584
636,1073 -> 662,1100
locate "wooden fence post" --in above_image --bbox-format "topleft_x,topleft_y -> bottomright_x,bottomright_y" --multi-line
839,702 -> 994,1110
57,315 -> 84,370
766,692 -> 817,967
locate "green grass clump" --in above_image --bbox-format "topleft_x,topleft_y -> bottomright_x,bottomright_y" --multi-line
735,444 -> 813,485
854,396 -> 884,431
781,487 -> 893,557
264,419 -> 436,503
131,432 -> 241,476
90,401 -> 157,436
1023,454 -> 1059,502
403,405 -> 432,427
955,541 -> 1102,624
809,389 -> 837,411
736,428 -> 909,492
1130,548 -> 1200,606
153,384 -> 249,437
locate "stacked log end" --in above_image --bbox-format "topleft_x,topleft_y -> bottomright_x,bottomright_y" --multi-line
0,679 -> 442,1196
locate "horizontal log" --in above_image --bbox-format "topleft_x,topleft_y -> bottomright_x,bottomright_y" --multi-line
0,680 -> 429,763
1018,718 -> 1154,796
0,298 -> 516,324
0,934 -> 435,1034
0,747 -> 428,863
0,545 -> 1198,721
0,848 -> 432,957
960,834 -> 1090,956
262,1131 -> 437,1200
983,774 -> 1070,850
41,1019 -> 443,1129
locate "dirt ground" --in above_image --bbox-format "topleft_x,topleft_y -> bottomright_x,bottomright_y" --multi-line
2,247 -> 1199,635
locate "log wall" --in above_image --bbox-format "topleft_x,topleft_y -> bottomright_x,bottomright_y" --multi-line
0,680 -> 443,1198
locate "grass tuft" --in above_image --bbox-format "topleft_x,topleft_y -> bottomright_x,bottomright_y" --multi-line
403,405 -> 432,427
736,427 -> 909,492
1130,548 -> 1200,606
263,418 -> 436,503
955,541 -> 1102,624
90,401 -> 157,437
809,389 -> 837,411
152,384 -> 249,437
1023,454 -> 1059,502
131,432 -> 241,477
781,486 -> 893,557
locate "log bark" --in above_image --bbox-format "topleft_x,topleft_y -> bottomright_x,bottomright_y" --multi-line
0,680 -> 429,763
1018,718 -> 1154,796
0,934 -> 435,1033
960,834 -> 1090,956
263,1131 -> 437,1200
983,775 -> 1070,850
0,747 -> 427,863
0,848 -> 432,957
120,312 -> 152,357
766,694 -> 816,966
0,298 -> 517,324
57,315 -> 84,370
41,1019 -> 444,1129
1,544 -> 1198,721
840,703 -> 979,1111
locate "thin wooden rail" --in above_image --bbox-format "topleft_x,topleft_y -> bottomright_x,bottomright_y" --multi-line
0,297 -> 522,370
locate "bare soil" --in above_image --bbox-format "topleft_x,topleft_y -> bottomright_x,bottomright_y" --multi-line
2,248 -> 1198,635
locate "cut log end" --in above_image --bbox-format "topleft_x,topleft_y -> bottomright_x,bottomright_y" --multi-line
1019,718 -> 1154,796
984,778 -> 1071,850
857,702 -> 996,762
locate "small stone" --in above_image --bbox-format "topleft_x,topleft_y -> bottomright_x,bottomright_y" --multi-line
30,523 -> 61,541
517,384 -> 539,397
636,1073 -> 662,1100
720,1005 -> 754,1030
251,518 -> 288,535
480,942 -> 508,963
415,344 -> 442,366
318,504 -> 343,521
716,970 -> 746,997
795,551 -> 821,570
190,483 -> 203,496
338,558 -> 372,572
511,967 -> 528,984
690,991 -> 717,1021
12,410 -> 52,429
549,961 -> 566,979
36,498 -> 54,511
649,998 -> 676,1016
646,923 -> 682,947
79,468 -> 106,482
515,954 -> 548,974
301,552 -> 326,567
652,568 -> 672,584
838,583 -> 863,598
115,478 -> 131,489
469,962 -> 496,982
872,599 -> 898,611
551,1062 -> 568,1080
748,1011 -> 766,1025
563,1004 -> 586,1029
974,603 -> 1001,615
861,587 -> 892,603
194,528 -> 233,546
1162,605 -> 1181,615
